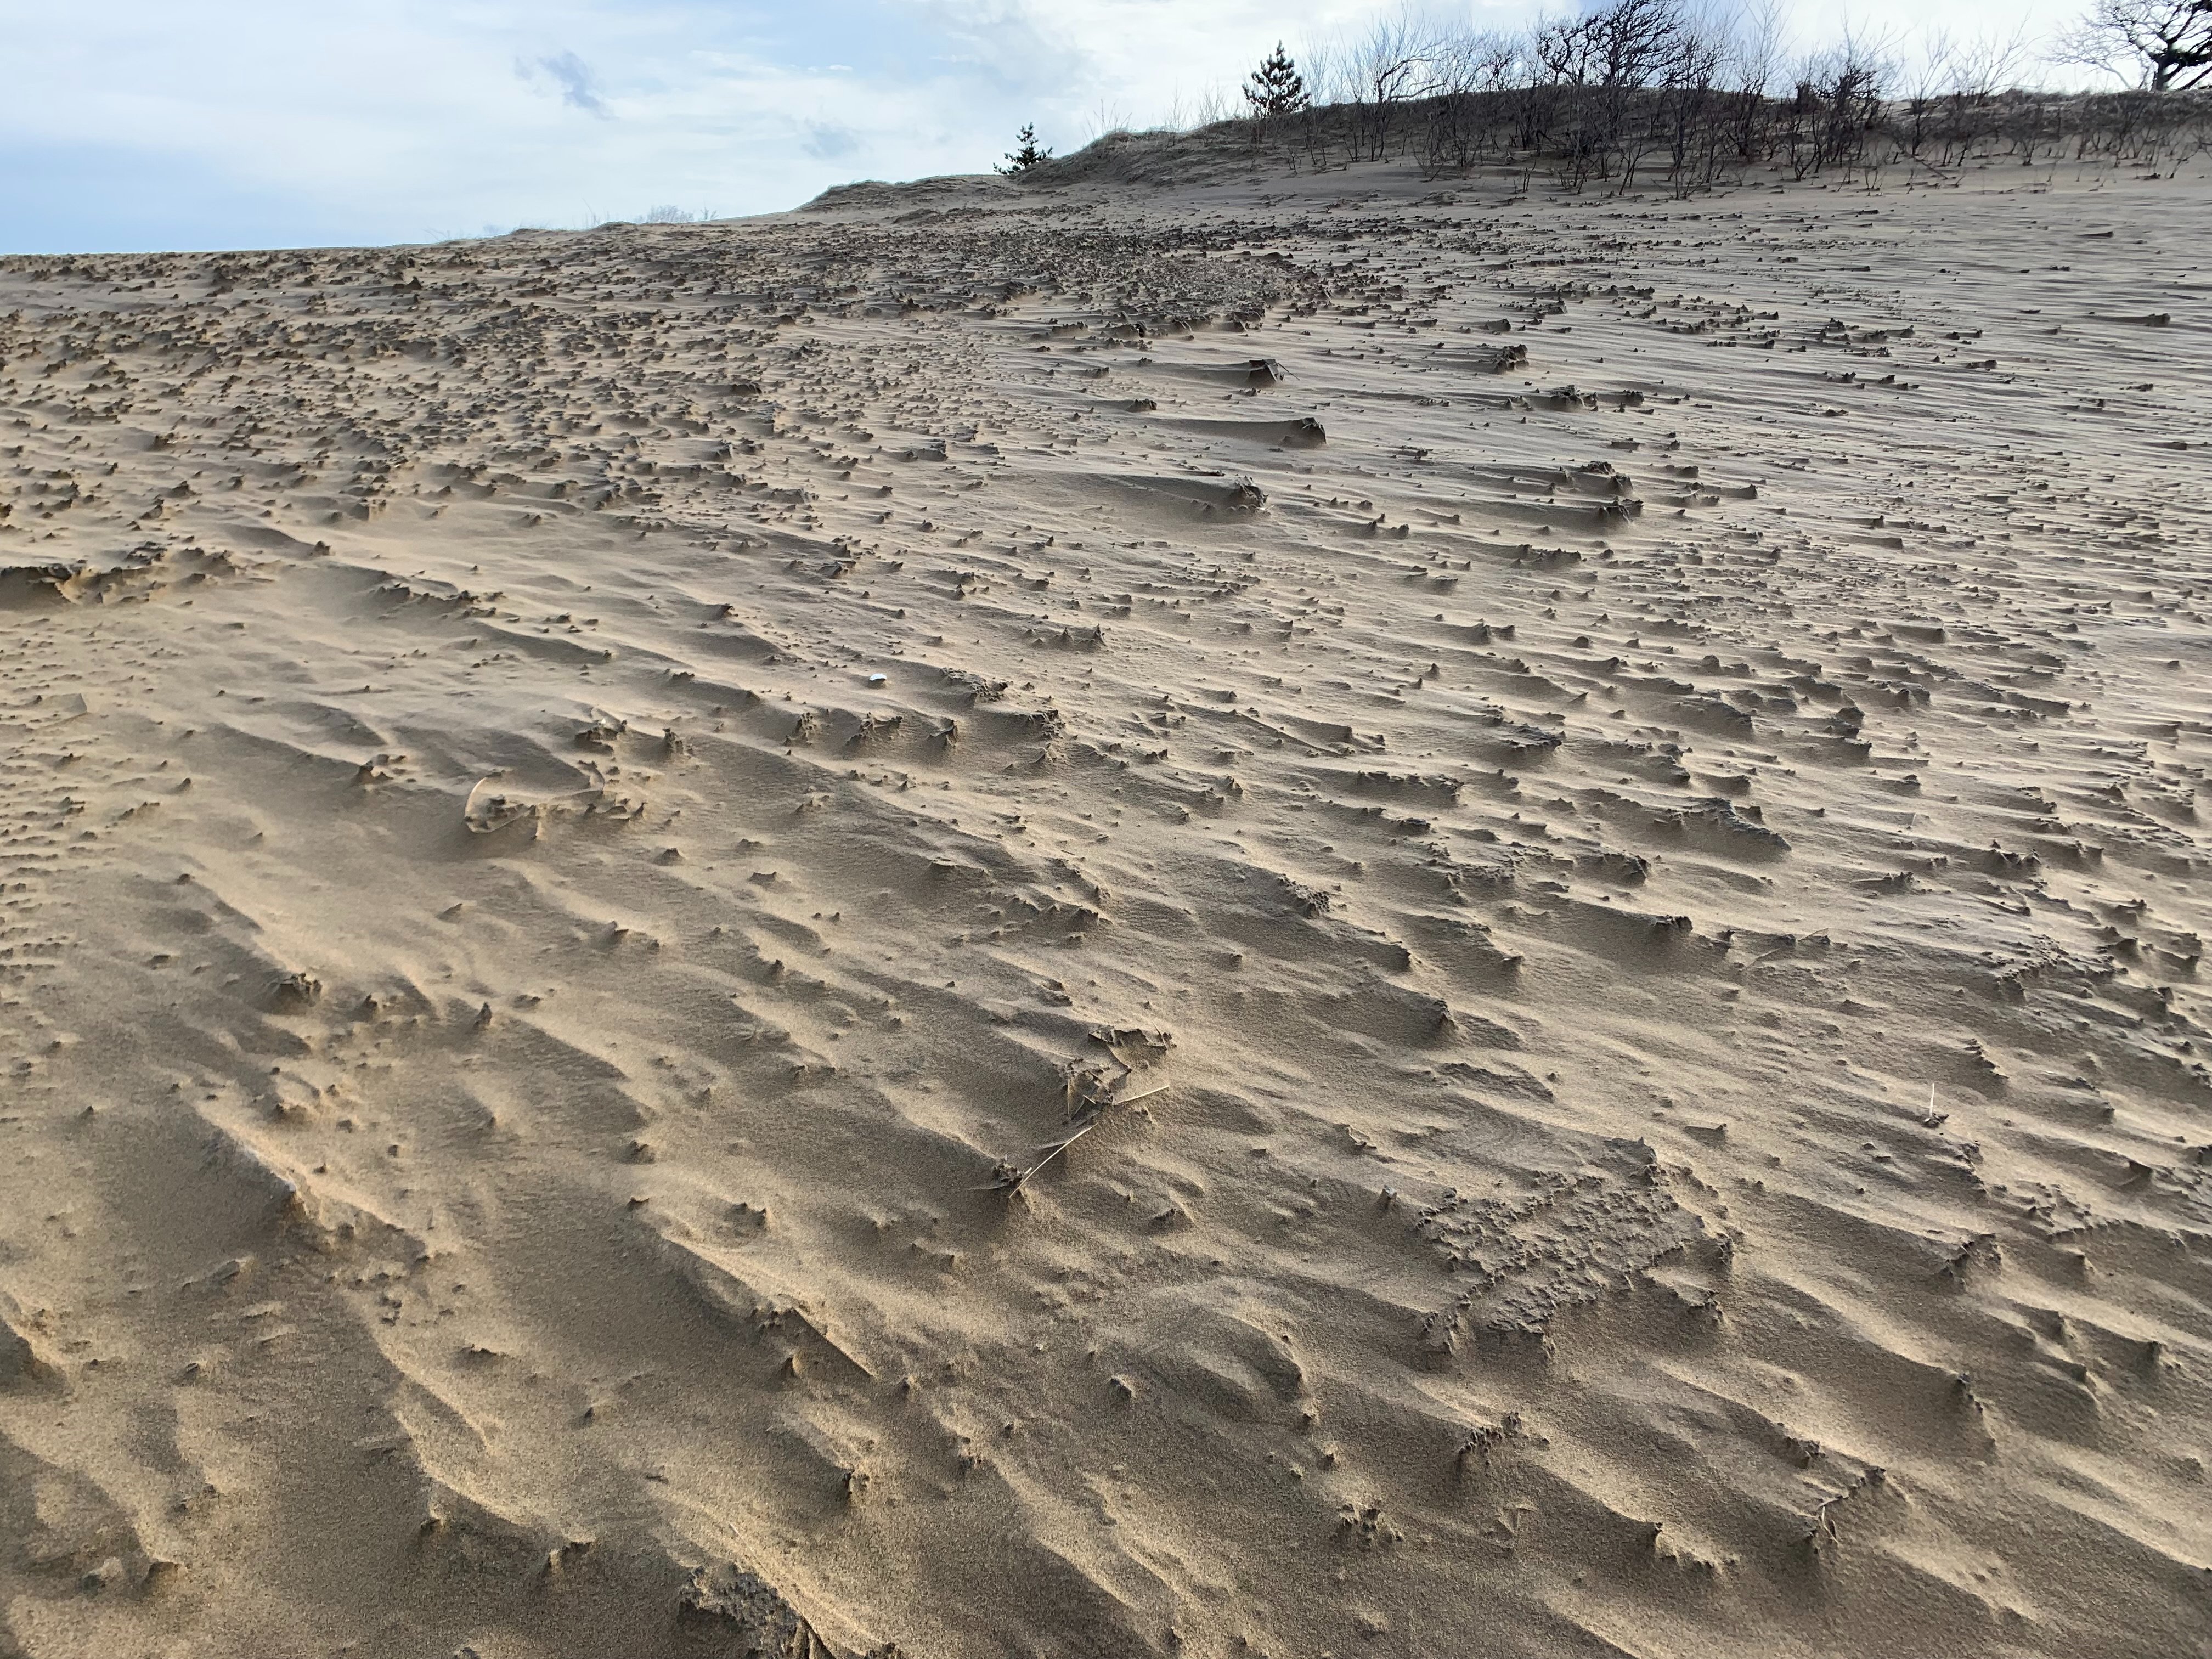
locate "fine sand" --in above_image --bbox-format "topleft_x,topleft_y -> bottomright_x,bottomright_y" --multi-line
1,153 -> 2207,1659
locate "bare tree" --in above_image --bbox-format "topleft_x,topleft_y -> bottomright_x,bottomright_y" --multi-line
1933,28 -> 2033,162
1205,0 -> 2209,202
1533,0 -> 1698,189
2060,1 -> 2212,91
1900,27 -> 1959,159
1421,27 -> 1523,174
1343,15 -> 1432,161
1720,2 -> 1785,166
1656,10 -> 1729,195
1809,31 -> 1891,174
1950,26 -> 2033,98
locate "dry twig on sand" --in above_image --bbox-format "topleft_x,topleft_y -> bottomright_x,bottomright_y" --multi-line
988,1029 -> 1172,1193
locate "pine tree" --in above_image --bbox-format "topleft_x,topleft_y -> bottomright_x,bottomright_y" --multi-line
997,123 -> 1051,176
1243,43 -> 1310,116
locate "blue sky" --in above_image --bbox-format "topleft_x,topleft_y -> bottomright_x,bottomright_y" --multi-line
0,0 -> 2096,254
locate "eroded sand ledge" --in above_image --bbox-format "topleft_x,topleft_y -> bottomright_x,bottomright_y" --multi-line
0,157 -> 2207,1657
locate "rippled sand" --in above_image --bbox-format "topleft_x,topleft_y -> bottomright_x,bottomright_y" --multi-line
1,154 -> 2207,1658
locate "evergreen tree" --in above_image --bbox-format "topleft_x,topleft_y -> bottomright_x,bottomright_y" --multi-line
1243,43 -> 1310,116
997,123 -> 1051,176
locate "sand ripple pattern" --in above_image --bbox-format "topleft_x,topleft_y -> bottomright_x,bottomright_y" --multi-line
0,163 -> 2207,1657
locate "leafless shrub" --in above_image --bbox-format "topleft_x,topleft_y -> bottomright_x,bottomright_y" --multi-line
1103,0 -> 2212,199
1341,15 -> 1432,162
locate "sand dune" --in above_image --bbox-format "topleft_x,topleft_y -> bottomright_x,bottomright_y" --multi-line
0,153 -> 2208,1658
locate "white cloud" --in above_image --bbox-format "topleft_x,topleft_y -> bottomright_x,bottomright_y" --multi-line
803,122 -> 863,160
523,50 -> 609,115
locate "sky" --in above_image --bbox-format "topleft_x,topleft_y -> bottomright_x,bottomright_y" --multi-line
0,0 -> 2104,255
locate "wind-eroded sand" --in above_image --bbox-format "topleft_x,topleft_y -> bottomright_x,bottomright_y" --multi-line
0,155 -> 2208,1658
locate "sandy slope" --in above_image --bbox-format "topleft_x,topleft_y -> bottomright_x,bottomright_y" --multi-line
0,152 -> 2207,1659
